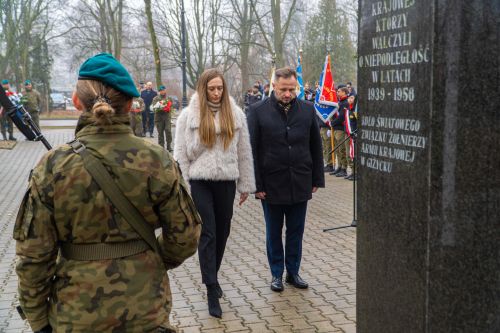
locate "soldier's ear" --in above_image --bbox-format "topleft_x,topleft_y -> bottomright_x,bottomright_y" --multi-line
72,93 -> 84,111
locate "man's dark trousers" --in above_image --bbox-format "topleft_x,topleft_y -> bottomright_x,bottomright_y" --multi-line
147,112 -> 155,135
141,110 -> 155,135
262,200 -> 308,278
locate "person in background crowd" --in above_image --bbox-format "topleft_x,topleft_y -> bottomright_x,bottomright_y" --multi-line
1,79 -> 17,141
262,83 -> 270,100
318,115 -> 334,172
174,68 -> 255,319
304,82 -> 314,101
21,80 -> 42,131
14,53 -> 201,333
256,80 -> 264,95
130,87 -> 145,137
244,88 -> 252,111
345,94 -> 358,180
329,86 -> 349,177
346,82 -> 357,96
140,81 -> 157,137
151,85 -> 173,151
247,67 -> 324,293
247,84 -> 263,106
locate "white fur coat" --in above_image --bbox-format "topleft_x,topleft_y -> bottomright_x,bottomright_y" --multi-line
173,93 -> 256,194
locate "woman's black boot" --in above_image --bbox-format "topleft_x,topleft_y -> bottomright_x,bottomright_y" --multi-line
207,284 -> 222,318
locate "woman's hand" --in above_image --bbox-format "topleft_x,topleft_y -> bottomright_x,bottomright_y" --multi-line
239,193 -> 249,205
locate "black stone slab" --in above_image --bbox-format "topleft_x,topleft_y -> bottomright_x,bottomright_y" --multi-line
357,0 -> 500,332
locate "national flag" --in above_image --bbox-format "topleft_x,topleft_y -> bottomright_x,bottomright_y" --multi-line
314,63 -> 338,123
318,54 -> 338,106
344,107 -> 355,160
296,54 -> 305,100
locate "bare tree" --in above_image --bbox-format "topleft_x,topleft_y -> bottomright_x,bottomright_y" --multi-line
250,0 -> 298,68
155,0 -> 233,89
0,0 -> 63,111
144,0 -> 162,86
220,0 -> 259,99
63,0 -> 125,66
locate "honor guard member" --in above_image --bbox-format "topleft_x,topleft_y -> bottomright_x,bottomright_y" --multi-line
151,85 -> 173,151
21,80 -> 43,130
0,79 -> 17,141
130,89 -> 145,136
14,53 -> 201,333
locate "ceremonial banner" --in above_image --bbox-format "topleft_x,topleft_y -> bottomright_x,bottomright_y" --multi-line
318,54 -> 338,106
296,54 -> 305,100
314,61 -> 338,123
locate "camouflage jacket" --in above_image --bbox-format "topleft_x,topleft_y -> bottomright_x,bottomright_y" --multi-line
21,89 -> 42,113
14,112 -> 201,332
131,97 -> 145,113
151,95 -> 173,113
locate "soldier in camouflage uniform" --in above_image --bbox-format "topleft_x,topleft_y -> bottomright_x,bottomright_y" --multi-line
151,85 -> 173,151
14,53 -> 201,333
130,93 -> 145,136
21,80 -> 42,130
1,79 -> 17,141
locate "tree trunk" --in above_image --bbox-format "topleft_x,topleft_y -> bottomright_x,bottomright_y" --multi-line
144,0 -> 162,87
272,0 -> 284,67
98,1 -> 108,52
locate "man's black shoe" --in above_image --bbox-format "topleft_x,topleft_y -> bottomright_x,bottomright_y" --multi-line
286,274 -> 309,289
329,167 -> 341,175
149,133 -> 154,138
335,169 -> 347,177
270,276 -> 284,292
344,173 -> 352,179
207,285 -> 222,318
8,135 -> 16,141
324,165 -> 334,173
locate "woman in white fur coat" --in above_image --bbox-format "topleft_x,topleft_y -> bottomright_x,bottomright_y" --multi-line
174,68 -> 256,318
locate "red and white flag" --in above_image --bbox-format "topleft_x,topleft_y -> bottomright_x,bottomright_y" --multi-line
344,108 -> 355,160
318,55 -> 338,107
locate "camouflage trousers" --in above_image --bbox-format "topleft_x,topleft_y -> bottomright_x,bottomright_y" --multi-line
28,111 -> 40,130
130,112 -> 143,137
0,114 -> 13,139
320,127 -> 333,166
334,130 -> 347,169
155,112 -> 172,150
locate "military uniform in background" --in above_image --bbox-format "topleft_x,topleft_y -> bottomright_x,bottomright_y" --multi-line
1,88 -> 19,141
21,87 -> 42,129
130,96 -> 145,136
151,93 -> 173,151
0,106 -> 14,140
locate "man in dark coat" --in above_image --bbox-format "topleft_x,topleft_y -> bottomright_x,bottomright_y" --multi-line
140,81 -> 157,137
247,67 -> 325,292
329,86 -> 350,177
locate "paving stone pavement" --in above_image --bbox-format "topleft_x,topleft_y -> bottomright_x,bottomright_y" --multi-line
0,128 -> 356,333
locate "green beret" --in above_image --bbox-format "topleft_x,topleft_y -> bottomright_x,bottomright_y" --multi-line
158,85 -> 166,91
24,80 -> 31,85
1,79 -> 9,85
78,53 -> 139,98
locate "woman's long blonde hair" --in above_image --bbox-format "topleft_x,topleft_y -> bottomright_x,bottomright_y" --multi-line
197,69 -> 234,150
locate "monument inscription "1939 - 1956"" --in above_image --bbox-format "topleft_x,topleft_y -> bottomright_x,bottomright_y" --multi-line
358,0 -> 431,174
